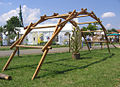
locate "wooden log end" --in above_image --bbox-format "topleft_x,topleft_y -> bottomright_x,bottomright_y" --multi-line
97,18 -> 100,21
91,11 -> 94,14
68,11 -> 72,14
24,23 -> 34,30
84,8 -> 87,11
53,13 -> 59,16
81,8 -> 84,10
0,73 -> 12,80
43,14 -> 47,17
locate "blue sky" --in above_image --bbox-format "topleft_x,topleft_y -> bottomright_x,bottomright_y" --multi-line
0,0 -> 120,29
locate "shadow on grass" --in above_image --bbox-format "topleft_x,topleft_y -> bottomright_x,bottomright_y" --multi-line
5,52 -> 115,79
7,63 -> 38,70
37,53 -> 115,79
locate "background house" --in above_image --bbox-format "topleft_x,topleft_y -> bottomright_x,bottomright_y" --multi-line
27,23 -> 73,45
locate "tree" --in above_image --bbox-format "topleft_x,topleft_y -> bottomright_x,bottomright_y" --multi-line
107,28 -> 118,33
81,23 -> 99,36
0,26 -> 3,46
4,16 -> 21,45
87,23 -> 98,31
70,26 -> 82,59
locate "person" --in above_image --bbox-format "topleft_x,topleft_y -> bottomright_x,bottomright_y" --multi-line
86,35 -> 92,48
81,37 -> 84,48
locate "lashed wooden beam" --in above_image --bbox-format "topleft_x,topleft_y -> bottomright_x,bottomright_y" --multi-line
10,23 -> 33,49
90,11 -> 111,53
77,21 -> 100,25
58,10 -> 77,27
81,30 -> 103,32
16,45 -> 52,49
2,23 -> 33,71
77,15 -> 89,18
32,48 -> 49,80
30,25 -> 56,29
42,10 -> 77,51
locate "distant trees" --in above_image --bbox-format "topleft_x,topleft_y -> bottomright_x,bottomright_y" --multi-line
3,16 -> 21,45
81,23 -> 98,36
81,23 -> 118,35
0,26 -> 3,45
107,28 -> 118,33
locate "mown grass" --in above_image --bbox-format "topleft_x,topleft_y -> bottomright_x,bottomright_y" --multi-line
0,48 -> 120,87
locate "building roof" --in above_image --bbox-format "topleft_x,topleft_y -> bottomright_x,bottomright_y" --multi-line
117,29 -> 120,33
16,23 -> 74,34
31,23 -> 73,32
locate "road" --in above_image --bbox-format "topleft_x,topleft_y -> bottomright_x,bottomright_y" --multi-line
0,45 -> 119,58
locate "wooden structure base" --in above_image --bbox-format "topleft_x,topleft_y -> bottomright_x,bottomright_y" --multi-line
2,8 -> 111,80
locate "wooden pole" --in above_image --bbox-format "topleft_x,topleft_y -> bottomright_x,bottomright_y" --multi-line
31,25 -> 56,29
54,19 -> 62,33
2,23 -> 33,71
77,15 -> 89,18
89,11 -> 111,53
2,48 -> 18,71
81,32 -> 91,52
16,45 -> 52,49
97,20 -> 111,53
0,73 -> 12,80
10,38 -> 20,49
62,17 -> 77,27
77,21 -> 100,25
32,48 -> 49,80
10,24 -> 33,49
42,10 -> 76,51
24,18 -> 47,30
42,20 -> 62,51
58,10 -> 77,27
18,23 -> 33,45
81,30 -> 103,32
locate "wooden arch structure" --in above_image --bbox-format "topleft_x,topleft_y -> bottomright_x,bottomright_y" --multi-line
2,8 -> 111,80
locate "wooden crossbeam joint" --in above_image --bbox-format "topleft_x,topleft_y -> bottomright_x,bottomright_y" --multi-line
16,45 -> 52,49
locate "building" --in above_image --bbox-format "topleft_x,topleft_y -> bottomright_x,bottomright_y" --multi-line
27,23 -> 73,45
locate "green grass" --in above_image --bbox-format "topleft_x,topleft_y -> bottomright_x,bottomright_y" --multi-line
0,48 -> 120,87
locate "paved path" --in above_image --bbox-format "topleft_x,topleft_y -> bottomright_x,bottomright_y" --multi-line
0,44 -> 119,57
0,47 -> 69,57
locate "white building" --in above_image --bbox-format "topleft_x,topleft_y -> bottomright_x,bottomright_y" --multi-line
27,23 -> 73,45
8,24 -> 104,46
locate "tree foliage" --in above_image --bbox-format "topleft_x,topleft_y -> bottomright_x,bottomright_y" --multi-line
70,26 -> 82,54
107,28 -> 118,33
0,26 -> 3,45
81,23 -> 98,36
3,16 -> 21,45
87,23 -> 98,31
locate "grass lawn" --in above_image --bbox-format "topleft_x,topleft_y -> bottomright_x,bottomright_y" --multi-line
0,48 -> 120,87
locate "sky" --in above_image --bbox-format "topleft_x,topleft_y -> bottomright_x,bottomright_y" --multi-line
0,0 -> 120,29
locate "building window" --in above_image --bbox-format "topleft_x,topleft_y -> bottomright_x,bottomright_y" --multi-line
33,37 -> 35,41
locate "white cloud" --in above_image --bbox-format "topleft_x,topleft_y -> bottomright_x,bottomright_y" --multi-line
22,5 -> 40,24
73,18 -> 78,23
101,12 -> 116,18
0,5 -> 41,25
105,23 -> 111,28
